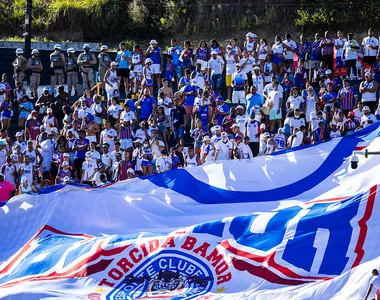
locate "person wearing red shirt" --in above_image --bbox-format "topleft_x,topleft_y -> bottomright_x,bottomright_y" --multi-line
0,172 -> 15,205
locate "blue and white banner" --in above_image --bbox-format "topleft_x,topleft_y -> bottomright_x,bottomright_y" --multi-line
1,124 -> 380,299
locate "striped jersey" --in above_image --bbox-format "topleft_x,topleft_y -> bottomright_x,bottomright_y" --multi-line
338,86 -> 358,111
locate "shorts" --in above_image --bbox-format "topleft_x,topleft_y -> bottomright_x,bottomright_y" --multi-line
226,74 -> 232,87
269,109 -> 282,120
321,55 -> 334,69
165,114 -> 171,128
141,160 -> 153,167
345,59 -> 356,67
120,138 -> 133,150
324,104 -> 333,112
246,72 -> 253,87
117,68 -> 130,79
184,105 -> 193,114
363,56 -> 376,65
335,56 -> 345,68
249,142 -> 259,157
173,65 -> 182,79
158,123 -> 166,133
232,91 -> 246,104
285,59 -> 294,65
273,53 -> 285,64
152,64 -> 161,75
211,74 -> 222,90
173,126 -> 184,139
143,78 -> 153,87
309,60 -> 320,69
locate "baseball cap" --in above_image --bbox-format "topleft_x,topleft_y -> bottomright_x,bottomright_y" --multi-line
54,44 -> 61,50
83,44 -> 91,49
47,108 -> 53,113
325,69 -> 332,75
63,153 -> 70,157
260,123 -> 266,129
348,111 -> 355,117
111,61 -> 118,66
235,63 -> 241,67
134,139 -> 143,144
127,168 -> 135,174
67,48 -> 75,53
221,132 -> 228,137
226,45 -> 232,49
363,106 -> 370,111
145,58 -> 153,64
365,71 -> 372,77
62,161 -> 69,166
150,40 -> 158,44
246,32 -> 254,38
98,162 -> 105,168
51,127 -> 59,134
100,45 -> 109,51
213,125 -> 221,131
211,50 -> 218,55
253,66 -> 260,71
85,151 -> 92,157
201,66 -> 206,71
203,136 -> 211,142
21,176 -> 28,183
330,120 -> 338,126
278,127 -> 284,133
158,140 -> 165,147
231,123 -> 240,128
31,110 -> 38,115
236,105 -> 244,110
15,132 -> 23,137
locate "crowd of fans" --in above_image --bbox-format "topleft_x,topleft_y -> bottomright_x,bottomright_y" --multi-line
0,29 -> 380,201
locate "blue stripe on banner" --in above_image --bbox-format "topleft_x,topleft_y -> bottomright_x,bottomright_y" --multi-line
145,133 -> 366,204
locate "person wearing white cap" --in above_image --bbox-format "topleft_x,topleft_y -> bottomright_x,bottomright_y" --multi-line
115,42 -> 132,93
207,49 -> 225,94
12,48 -> 27,85
65,48 -> 79,96
155,149 -> 172,173
19,176 -> 37,195
56,161 -> 72,184
191,64 -> 206,91
210,125 -> 222,143
330,120 -> 342,139
359,72 -> 378,113
200,135 -> 215,163
252,65 -> 265,95
360,105 -> 377,128
42,107 -> 58,134
214,132 -> 232,161
274,127 -> 286,152
27,49 -> 43,98
225,45 -> 239,101
127,168 -> 137,180
239,50 -> 255,92
244,32 -> 258,55
77,44 -> 97,90
104,61 -> 120,102
50,44 -> 65,95
98,45 -> 111,92
267,80 -> 283,131
142,58 -> 154,95
245,111 -> 260,156
144,39 -> 163,89
81,151 -> 97,185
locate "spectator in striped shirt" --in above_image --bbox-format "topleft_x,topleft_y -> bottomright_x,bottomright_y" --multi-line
320,31 -> 335,70
25,110 -> 42,147
338,79 -> 358,114
116,150 -> 133,182
297,34 -> 310,70
310,33 -> 322,82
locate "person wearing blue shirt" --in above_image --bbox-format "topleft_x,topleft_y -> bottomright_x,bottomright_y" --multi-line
135,88 -> 156,121
309,33 -> 322,82
124,92 -> 136,113
116,42 -> 132,93
145,40 -> 163,89
72,129 -> 90,178
180,80 -> 198,129
246,86 -> 264,114
168,38 -> 183,81
215,98 -> 230,125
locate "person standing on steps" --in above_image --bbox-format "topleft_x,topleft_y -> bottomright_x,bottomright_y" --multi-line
77,44 -> 97,90
98,45 -> 111,94
50,44 -> 65,95
12,48 -> 27,86
66,48 -> 79,96
27,49 -> 43,99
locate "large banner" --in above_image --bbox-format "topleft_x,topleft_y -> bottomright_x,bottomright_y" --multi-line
1,124 -> 380,299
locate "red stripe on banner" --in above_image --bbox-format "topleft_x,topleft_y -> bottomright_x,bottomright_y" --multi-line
220,240 -> 331,282
352,185 -> 377,268
0,225 -> 94,274
306,196 -> 349,204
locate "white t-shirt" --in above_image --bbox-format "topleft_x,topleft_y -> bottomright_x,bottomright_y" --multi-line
290,117 -> 306,132
215,140 -> 232,160
236,114 -> 248,133
268,90 -> 281,110
235,143 -> 253,159
101,128 -> 117,143
343,40 -> 359,60
82,160 -> 97,181
19,163 -> 33,184
370,275 -> 380,290
101,152 -> 112,168
291,131 -> 303,148
263,83 -> 284,99
330,129 -> 342,139
157,97 -> 173,116
361,114 -> 377,127
362,36 -> 379,57
283,40 -> 297,60
120,110 -> 136,121
108,104 -> 122,119
225,54 -> 237,75
287,95 -> 304,110
353,108 -> 364,120
334,38 -> 347,57
240,57 -> 255,74
207,57 -> 224,75
246,121 -> 260,142
156,156 -> 172,172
